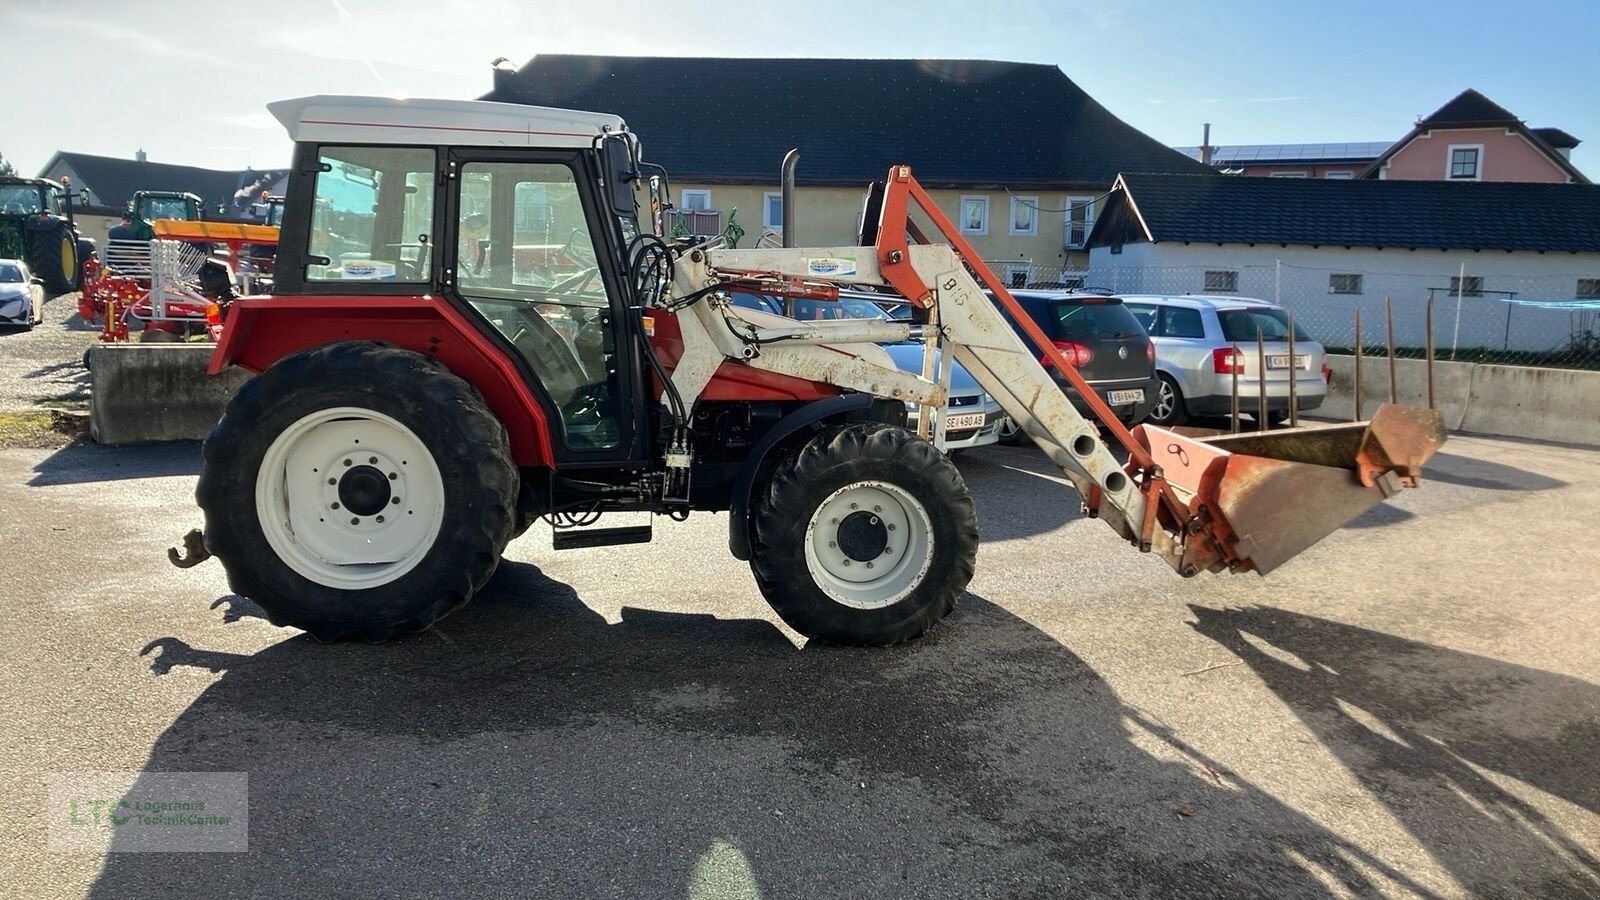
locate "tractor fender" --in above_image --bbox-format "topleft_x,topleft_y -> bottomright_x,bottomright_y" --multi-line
727,393 -> 873,561
211,296 -> 556,467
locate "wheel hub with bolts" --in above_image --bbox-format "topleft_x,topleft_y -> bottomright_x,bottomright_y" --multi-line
255,406 -> 444,589
835,510 -> 889,562
804,480 -> 933,610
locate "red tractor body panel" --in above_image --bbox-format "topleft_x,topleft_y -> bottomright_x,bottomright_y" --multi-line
211,296 -> 558,467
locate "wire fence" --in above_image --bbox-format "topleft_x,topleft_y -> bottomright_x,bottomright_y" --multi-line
1004,261 -> 1600,371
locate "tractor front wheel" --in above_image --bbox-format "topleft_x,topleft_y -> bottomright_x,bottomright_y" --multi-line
749,424 -> 978,645
197,342 -> 517,641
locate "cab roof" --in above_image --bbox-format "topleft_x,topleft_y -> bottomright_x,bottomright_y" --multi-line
268,95 -> 629,149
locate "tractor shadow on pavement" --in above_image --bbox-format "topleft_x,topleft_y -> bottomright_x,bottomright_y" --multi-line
954,446 -> 1081,542
1189,605 -> 1600,899
97,562 -> 1594,898
28,439 -> 200,486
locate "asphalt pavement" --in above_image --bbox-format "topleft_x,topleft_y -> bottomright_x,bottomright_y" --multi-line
2,422 -> 1597,897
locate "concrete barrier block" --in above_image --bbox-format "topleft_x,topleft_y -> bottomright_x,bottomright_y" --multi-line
1461,365 -> 1600,446
89,344 -> 252,445
1320,355 -> 1473,431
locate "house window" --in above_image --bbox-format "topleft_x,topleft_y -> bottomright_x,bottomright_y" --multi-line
1450,275 -> 1484,297
959,196 -> 989,235
1323,171 -> 1354,180
1329,273 -> 1364,295
1449,145 -> 1482,180
1009,196 -> 1038,236
1576,278 -> 1600,299
1269,171 -> 1308,178
1065,196 -> 1095,249
1204,270 -> 1238,293
762,192 -> 783,231
680,189 -> 711,210
1005,264 -> 1031,288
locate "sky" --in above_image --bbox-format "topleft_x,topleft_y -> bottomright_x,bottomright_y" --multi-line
1,0 -> 1595,178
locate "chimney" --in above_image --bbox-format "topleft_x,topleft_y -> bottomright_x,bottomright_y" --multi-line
135,148 -> 147,163
1200,123 -> 1213,166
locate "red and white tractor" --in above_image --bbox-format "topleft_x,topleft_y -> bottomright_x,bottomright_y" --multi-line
178,95 -> 1445,644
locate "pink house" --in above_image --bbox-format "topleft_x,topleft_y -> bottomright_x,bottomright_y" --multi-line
1362,89 -> 1587,184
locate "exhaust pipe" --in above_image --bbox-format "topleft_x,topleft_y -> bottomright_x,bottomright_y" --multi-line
780,149 -> 799,247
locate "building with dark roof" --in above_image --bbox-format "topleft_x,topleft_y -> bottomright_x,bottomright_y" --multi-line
1084,173 -> 1600,353
1360,89 -> 1586,184
484,55 -> 1210,271
1174,142 -> 1391,179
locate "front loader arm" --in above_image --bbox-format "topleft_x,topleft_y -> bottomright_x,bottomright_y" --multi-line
663,167 -> 1445,579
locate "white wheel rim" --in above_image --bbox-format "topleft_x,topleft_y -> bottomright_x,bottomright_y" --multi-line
803,481 -> 934,610
254,406 -> 446,590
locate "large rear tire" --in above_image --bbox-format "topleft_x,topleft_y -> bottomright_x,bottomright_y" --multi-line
749,424 -> 978,645
197,342 -> 518,641
25,221 -> 77,297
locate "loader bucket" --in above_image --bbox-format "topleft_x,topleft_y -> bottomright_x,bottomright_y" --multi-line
1132,404 -> 1447,575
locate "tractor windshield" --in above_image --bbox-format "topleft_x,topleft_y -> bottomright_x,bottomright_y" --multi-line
139,196 -> 196,221
0,185 -> 44,214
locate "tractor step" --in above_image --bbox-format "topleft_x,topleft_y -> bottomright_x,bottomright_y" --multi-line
551,524 -> 654,551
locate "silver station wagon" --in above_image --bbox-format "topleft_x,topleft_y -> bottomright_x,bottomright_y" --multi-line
1119,294 -> 1328,427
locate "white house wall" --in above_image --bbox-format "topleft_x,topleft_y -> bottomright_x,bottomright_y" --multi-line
1087,243 -> 1600,354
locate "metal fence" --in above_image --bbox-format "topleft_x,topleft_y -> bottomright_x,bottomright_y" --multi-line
1009,262 -> 1600,370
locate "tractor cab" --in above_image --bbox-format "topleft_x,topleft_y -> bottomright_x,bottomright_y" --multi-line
0,178 -> 64,217
130,190 -> 203,227
264,96 -> 650,464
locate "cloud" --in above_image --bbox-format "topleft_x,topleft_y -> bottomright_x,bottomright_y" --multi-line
8,7 -> 241,70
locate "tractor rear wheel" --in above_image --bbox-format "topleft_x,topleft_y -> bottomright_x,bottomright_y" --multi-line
749,423 -> 978,645
25,221 -> 77,297
197,342 -> 517,641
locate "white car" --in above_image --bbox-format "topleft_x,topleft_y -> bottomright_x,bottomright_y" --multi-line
0,259 -> 45,328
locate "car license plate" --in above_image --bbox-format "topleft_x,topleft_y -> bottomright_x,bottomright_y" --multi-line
946,412 -> 986,430
1268,355 -> 1308,369
1106,389 -> 1145,405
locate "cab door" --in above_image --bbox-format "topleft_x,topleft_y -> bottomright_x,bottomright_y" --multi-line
444,152 -> 643,465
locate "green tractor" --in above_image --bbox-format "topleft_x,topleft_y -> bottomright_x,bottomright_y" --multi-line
0,177 -> 84,297
126,190 -> 203,239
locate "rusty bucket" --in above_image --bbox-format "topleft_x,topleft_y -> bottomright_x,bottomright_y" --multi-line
1132,404 -> 1447,575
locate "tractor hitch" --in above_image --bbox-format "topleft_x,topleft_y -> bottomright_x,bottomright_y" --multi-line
168,528 -> 211,569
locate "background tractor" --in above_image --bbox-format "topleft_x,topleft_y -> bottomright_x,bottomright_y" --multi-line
126,190 -> 203,239
0,176 -> 84,297
181,95 -> 1445,646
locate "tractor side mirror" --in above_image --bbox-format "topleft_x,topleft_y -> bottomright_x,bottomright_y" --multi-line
602,138 -> 636,218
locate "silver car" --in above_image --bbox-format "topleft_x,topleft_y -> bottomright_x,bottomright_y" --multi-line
0,259 -> 46,328
1118,294 -> 1327,426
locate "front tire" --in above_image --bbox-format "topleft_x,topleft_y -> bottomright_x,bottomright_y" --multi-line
197,342 -> 517,641
750,424 -> 978,645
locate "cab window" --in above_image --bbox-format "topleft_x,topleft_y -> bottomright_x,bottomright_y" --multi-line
307,146 -> 435,282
